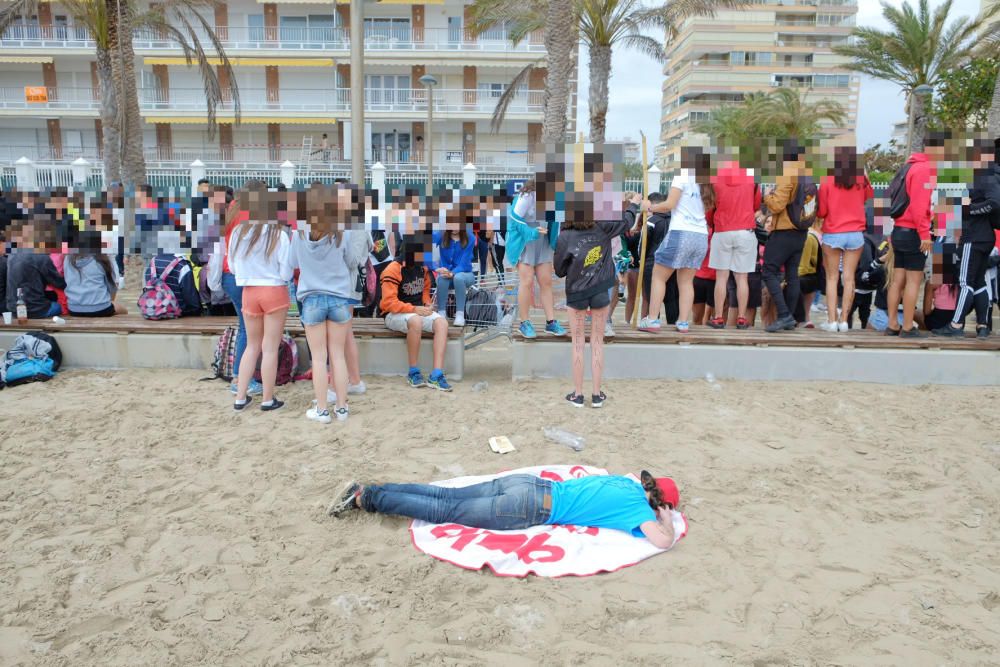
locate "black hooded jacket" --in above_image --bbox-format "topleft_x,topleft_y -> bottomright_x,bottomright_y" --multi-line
554,219 -> 632,302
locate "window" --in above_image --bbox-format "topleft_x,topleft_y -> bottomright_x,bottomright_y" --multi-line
448,16 -> 462,43
280,16 -> 307,41
757,52 -> 773,65
247,15 -> 264,41
364,18 -> 411,42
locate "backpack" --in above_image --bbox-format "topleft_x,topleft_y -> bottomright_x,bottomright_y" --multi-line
207,325 -> 238,382
2,331 -> 61,387
357,257 -> 377,308
253,333 -> 298,386
788,176 -> 819,230
137,256 -> 183,320
464,285 -> 499,331
886,163 -> 913,219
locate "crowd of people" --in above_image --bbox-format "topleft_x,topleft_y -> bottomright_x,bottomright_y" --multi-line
1,134 -> 998,414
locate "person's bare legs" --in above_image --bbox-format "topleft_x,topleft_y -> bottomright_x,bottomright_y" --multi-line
839,248 -> 862,324
886,268 -> 906,333
305,322 -> 329,411
406,315 -> 423,367
902,270 -> 923,331
517,262 -> 535,323
589,305 -> 608,396
646,264 -> 674,323
260,309 -> 286,403
432,315 -> 448,369
328,321 -> 349,410
345,318 -> 361,385
625,271 -> 638,322
677,268 -> 697,324
536,262 -> 556,321
568,307 -> 587,396
735,272 -> 750,321
821,245 -> 842,324
236,313 -> 263,402
608,283 -> 619,325
713,269 -> 730,321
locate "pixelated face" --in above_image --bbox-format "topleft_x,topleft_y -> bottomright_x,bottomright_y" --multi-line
401,231 -> 434,265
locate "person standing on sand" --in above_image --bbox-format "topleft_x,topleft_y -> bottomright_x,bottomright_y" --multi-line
329,471 -> 681,550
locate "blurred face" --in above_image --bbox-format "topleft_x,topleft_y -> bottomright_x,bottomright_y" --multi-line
926,145 -> 946,161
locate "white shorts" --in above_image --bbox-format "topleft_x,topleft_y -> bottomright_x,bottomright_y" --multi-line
384,311 -> 442,334
709,229 -> 758,274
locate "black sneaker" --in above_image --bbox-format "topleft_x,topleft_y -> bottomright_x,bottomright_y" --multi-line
565,392 -> 584,408
977,326 -> 990,339
233,395 -> 253,412
327,480 -> 362,517
260,397 -> 285,411
899,327 -> 926,338
932,324 -> 964,337
885,327 -> 900,336
591,392 -> 607,409
765,315 -> 796,333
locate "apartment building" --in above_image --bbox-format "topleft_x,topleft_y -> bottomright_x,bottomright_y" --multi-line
0,0 -> 569,171
657,0 -> 860,170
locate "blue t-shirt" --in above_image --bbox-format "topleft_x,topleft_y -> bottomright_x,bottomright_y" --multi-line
547,476 -> 655,537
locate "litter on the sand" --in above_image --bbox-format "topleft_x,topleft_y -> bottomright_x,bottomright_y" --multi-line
488,436 -> 516,454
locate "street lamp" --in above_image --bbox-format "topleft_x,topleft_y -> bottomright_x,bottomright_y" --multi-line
419,73 -> 438,195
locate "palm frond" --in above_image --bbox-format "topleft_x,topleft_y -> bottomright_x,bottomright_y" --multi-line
490,63 -> 536,134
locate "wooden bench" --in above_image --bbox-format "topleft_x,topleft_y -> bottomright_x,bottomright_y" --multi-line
0,314 -> 466,379
511,323 -> 1000,386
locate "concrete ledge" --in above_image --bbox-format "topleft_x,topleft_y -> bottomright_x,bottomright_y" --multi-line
0,330 -> 464,380
512,341 -> 1000,386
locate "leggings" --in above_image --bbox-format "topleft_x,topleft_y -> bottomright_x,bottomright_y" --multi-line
953,241 -> 993,327
762,229 -> 807,320
849,291 -> 873,329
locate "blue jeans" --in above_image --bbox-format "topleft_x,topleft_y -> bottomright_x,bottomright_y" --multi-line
436,271 -> 476,312
362,474 -> 552,530
221,272 -> 246,371
45,301 -> 62,317
301,293 -> 356,325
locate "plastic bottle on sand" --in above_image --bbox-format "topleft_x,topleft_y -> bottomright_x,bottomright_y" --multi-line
544,427 -> 585,452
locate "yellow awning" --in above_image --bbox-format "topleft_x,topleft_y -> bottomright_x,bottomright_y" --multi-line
143,57 -> 334,67
145,116 -> 336,125
0,56 -> 54,64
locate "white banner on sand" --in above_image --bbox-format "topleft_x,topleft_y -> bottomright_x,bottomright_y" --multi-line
409,465 -> 688,578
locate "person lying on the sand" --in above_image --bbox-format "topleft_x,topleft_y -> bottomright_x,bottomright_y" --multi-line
328,470 -> 680,548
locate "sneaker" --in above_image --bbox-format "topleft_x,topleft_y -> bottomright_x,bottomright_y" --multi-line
819,321 -> 839,333
931,324 -> 964,337
327,480 -> 362,517
736,317 -> 750,330
802,320 -> 815,329
306,407 -> 332,424
638,317 -> 661,332
565,392 -> 584,408
707,317 -> 725,329
230,380 -> 264,396
545,320 -> 568,336
408,369 -> 427,388
676,321 -> 690,333
604,320 -> 616,338
454,312 -> 466,327
591,391 -> 606,408
233,395 -> 253,412
348,381 -> 367,395
334,406 -> 349,422
837,321 -> 850,333
977,326 -> 990,339
812,302 -> 828,313
427,372 -> 453,392
765,315 -> 796,333
519,320 -> 537,339
260,397 -> 284,412
899,327 -> 927,339
885,327 -> 900,336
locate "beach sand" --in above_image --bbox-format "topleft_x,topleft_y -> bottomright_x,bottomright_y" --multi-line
1,356 -> 999,665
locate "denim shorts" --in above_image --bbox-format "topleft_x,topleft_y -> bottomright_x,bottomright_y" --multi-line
869,307 -> 904,332
655,230 -> 708,270
300,293 -> 357,325
822,231 -> 864,251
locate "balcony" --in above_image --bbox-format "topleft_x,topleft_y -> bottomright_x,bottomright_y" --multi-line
0,86 -> 98,112
0,24 -> 93,48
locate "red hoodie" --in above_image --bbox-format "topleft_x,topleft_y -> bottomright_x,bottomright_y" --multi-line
711,162 -> 761,233
817,175 -> 873,234
893,153 -> 936,240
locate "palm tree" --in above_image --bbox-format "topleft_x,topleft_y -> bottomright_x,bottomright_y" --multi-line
833,0 -> 993,151
469,0 -> 741,143
757,87 -> 846,141
0,0 -> 239,187
981,2 -> 1000,137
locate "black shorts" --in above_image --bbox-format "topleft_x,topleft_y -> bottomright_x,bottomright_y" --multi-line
891,227 -> 927,272
693,277 -> 715,307
798,272 -> 821,295
924,308 -> 955,331
68,304 -> 116,317
727,271 -> 763,309
567,289 -> 611,311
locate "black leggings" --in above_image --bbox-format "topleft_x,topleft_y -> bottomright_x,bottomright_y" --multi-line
762,229 -> 807,320
849,292 -> 873,329
953,241 -> 993,327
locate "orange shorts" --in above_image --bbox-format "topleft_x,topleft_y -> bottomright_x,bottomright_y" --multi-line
242,285 -> 290,317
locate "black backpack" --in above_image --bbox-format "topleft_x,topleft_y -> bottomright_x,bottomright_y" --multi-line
788,176 -> 819,230
886,163 -> 913,219
464,286 -> 499,331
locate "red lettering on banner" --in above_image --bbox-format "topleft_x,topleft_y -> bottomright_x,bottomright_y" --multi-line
477,531 -> 529,554
569,466 -> 589,478
516,534 -> 565,563
430,525 -> 567,564
540,470 -> 564,482
430,524 -> 481,551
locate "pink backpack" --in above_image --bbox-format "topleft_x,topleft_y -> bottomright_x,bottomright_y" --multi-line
253,333 -> 298,386
137,257 -> 183,320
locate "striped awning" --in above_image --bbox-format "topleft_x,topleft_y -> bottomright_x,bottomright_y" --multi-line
143,57 -> 335,67
145,116 -> 336,125
0,56 -> 54,64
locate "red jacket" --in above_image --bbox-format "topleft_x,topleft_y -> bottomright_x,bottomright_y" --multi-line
817,175 -> 873,234
894,153 -> 936,240
711,163 -> 760,233
695,211 -> 716,280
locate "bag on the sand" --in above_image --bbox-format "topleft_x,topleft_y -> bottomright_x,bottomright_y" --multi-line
1,331 -> 61,386
208,325 -> 238,382
253,333 -> 298,386
137,256 -> 183,320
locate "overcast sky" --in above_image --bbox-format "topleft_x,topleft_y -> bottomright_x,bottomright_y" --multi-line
575,0 -> 985,152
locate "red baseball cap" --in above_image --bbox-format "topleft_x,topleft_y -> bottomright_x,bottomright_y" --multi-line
656,477 -> 680,509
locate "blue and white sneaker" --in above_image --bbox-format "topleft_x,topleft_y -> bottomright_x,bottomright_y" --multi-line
545,320 -> 567,336
519,320 -> 537,339
427,372 -> 453,392
407,369 -> 427,388
230,379 -> 264,396
638,317 -> 662,332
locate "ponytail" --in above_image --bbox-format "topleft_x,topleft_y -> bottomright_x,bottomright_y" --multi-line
640,470 -> 671,510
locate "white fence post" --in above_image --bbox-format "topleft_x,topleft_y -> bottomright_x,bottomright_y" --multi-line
15,156 -> 37,190
70,157 -> 92,187
647,165 -> 662,194
280,160 -> 296,188
462,162 -> 477,189
189,159 -> 206,192
371,161 -> 386,209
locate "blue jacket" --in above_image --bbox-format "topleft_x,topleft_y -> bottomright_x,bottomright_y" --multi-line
432,232 -> 477,274
504,193 -> 559,266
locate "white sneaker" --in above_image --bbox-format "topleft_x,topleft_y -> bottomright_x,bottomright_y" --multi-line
327,388 -> 338,404
819,321 -> 838,332
348,381 -> 366,395
812,302 -> 828,313
306,407 -> 332,424
454,311 -> 465,327
838,321 -> 849,332
604,320 -> 615,338
334,406 -> 349,422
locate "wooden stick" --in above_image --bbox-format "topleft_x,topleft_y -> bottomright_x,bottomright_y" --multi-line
631,132 -> 650,329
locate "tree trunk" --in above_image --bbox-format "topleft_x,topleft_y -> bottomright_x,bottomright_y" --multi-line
106,0 -> 145,189
542,0 -> 576,143
95,48 -> 121,185
909,90 -> 931,154
587,43 -> 611,143
989,68 -> 1000,139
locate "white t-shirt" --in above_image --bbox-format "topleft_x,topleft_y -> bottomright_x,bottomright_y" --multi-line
669,170 -> 708,234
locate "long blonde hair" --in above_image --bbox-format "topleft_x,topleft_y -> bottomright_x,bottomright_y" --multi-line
232,181 -> 284,259
882,243 -> 895,291
303,183 -> 344,246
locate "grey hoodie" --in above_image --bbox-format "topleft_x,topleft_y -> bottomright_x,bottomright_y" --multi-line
64,256 -> 119,313
288,230 -> 372,301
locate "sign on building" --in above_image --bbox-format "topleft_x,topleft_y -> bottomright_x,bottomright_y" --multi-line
25,86 -> 48,103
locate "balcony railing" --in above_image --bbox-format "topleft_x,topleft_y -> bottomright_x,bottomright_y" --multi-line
0,86 -> 99,111
0,23 -> 93,47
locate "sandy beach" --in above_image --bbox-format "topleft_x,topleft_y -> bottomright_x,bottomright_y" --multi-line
1,356 -> 999,665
